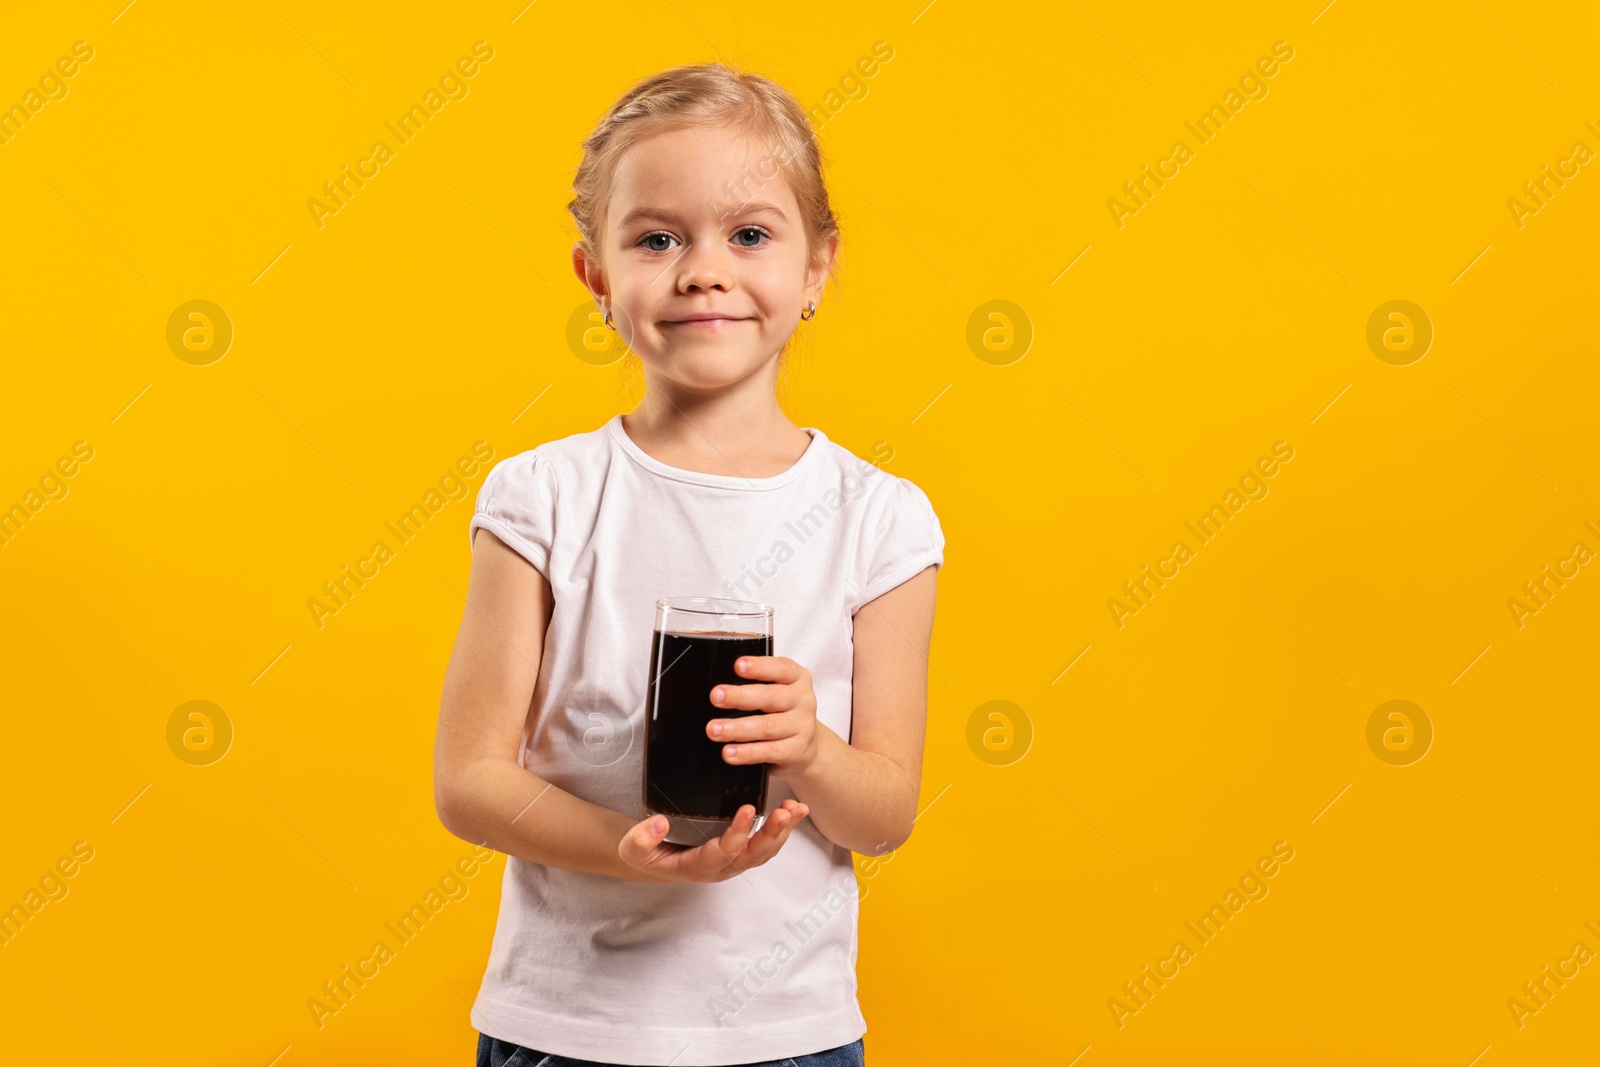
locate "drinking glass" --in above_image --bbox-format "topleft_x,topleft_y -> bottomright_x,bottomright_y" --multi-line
644,597 -> 773,845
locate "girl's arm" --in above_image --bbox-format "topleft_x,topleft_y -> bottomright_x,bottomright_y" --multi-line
434,530 -> 811,882
787,565 -> 938,855
434,529 -> 650,880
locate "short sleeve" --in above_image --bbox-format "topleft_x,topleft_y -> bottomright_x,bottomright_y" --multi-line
852,475 -> 945,609
469,449 -> 557,579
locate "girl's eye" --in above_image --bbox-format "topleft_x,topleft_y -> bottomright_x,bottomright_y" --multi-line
733,226 -> 771,248
639,231 -> 678,253
636,227 -> 772,254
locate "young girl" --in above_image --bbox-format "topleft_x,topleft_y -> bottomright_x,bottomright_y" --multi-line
435,62 -> 944,1067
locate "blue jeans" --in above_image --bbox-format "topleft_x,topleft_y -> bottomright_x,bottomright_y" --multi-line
475,1033 -> 865,1067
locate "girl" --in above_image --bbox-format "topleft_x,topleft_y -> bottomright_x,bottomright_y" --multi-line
435,62 -> 945,1067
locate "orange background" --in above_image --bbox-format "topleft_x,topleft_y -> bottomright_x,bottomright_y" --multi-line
1,1 -> 1596,1064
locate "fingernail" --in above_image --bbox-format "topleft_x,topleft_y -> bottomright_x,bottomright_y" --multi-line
710,722 -> 723,737
713,687 -> 725,702
649,816 -> 665,832
724,745 -> 737,758
737,658 -> 747,670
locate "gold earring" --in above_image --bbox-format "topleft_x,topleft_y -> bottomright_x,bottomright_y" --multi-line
800,300 -> 817,322
603,308 -> 616,330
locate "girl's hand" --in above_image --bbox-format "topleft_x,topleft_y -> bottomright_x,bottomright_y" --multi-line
706,656 -> 820,778
617,800 -> 810,883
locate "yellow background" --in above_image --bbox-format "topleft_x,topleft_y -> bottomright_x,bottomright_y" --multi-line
2,1 -> 1596,1064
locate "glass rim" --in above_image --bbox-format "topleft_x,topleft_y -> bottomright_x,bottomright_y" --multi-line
655,596 -> 773,617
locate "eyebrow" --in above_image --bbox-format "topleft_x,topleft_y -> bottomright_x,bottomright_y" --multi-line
615,200 -> 790,229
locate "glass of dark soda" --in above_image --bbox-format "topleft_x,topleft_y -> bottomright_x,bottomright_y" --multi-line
644,597 -> 773,845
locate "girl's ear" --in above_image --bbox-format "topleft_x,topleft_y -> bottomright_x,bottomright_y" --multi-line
804,233 -> 840,302
572,241 -> 608,302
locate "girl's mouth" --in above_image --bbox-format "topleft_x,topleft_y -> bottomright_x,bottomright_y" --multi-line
661,317 -> 749,330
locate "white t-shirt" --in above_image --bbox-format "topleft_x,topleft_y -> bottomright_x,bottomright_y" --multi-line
464,413 -> 945,1065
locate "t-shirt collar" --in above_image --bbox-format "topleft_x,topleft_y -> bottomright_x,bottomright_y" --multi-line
607,414 -> 825,491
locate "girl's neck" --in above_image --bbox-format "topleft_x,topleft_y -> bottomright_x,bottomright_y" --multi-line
621,387 -> 811,480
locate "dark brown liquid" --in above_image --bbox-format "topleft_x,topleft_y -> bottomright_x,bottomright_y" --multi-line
644,629 -> 771,820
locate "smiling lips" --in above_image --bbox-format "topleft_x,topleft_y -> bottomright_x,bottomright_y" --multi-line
661,314 -> 749,329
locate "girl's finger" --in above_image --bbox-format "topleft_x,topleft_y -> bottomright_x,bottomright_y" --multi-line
749,802 -> 808,852
733,656 -> 803,684
703,805 -> 756,867
721,739 -> 788,765
737,807 -> 791,867
709,682 -> 785,712
618,813 -> 672,869
708,711 -> 789,743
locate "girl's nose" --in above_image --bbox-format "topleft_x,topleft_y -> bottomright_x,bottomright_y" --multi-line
675,241 -> 732,293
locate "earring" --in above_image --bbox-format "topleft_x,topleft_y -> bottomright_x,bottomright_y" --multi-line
603,308 -> 616,330
800,300 -> 817,322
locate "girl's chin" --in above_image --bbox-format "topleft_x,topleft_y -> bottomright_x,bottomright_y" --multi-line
639,352 -> 769,390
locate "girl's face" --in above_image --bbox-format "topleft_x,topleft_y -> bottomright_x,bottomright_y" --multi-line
575,124 -> 835,393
